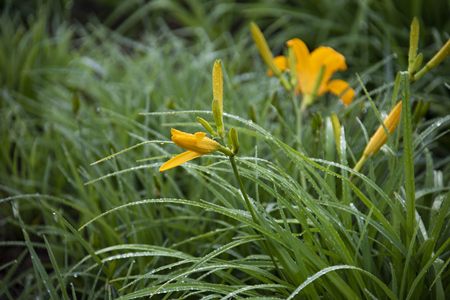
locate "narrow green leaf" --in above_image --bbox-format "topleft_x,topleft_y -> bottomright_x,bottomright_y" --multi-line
44,236 -> 70,300
21,225 -> 60,300
52,210 -> 120,292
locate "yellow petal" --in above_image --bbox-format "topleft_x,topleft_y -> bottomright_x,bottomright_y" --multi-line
286,38 -> 310,74
171,128 -> 184,137
310,47 -> 347,71
171,128 -> 219,154
159,151 -> 204,172
310,47 -> 347,92
327,79 -> 355,105
267,56 -> 288,76
194,132 -> 207,145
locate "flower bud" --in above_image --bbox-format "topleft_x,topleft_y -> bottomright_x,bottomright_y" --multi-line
230,128 -> 239,153
354,101 -> 402,172
212,99 -> 225,138
363,101 -> 402,158
408,17 -> 420,74
250,22 -> 281,77
212,60 -> 223,116
330,112 -> 341,157
197,117 -> 218,137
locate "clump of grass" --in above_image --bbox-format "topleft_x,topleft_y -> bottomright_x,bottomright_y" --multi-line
1,1 -> 450,299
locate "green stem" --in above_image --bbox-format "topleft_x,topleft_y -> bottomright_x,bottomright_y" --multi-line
412,66 -> 428,82
279,75 -> 292,92
229,156 -> 288,284
291,93 -> 307,190
229,156 -> 258,223
353,155 -> 368,173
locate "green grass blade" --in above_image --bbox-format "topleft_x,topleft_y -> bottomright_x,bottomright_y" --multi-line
43,235 -> 70,300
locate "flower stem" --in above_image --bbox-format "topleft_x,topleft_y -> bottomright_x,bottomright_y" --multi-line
353,155 -> 367,173
229,156 -> 258,223
229,155 -> 288,284
291,93 -> 307,190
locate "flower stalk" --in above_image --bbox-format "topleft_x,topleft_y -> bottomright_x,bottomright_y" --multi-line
229,156 -> 258,223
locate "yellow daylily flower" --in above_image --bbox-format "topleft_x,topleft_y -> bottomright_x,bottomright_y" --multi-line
159,129 -> 220,172
269,38 -> 355,105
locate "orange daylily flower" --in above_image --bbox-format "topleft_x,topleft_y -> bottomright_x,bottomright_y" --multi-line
159,129 -> 220,172
269,38 -> 355,105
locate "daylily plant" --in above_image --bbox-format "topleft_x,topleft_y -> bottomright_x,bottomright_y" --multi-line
159,60 -> 237,172
270,38 -> 355,106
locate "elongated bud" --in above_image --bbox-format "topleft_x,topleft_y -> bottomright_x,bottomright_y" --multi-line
425,39 -> 450,70
330,112 -> 341,156
408,17 -> 420,74
212,60 -> 223,117
226,131 -> 233,149
412,53 -> 423,73
354,101 -> 402,172
250,22 -> 281,77
197,117 -> 218,137
363,101 -> 402,157
230,128 -> 239,153
414,38 -> 450,81
250,22 -> 292,91
212,99 -> 225,137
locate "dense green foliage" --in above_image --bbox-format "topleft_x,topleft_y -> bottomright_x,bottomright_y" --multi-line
1,0 -> 449,299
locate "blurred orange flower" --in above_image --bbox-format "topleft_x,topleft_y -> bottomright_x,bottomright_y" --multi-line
269,38 -> 354,105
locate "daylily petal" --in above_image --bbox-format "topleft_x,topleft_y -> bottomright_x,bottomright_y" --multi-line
159,151 -> 203,172
286,38 -> 310,74
171,128 -> 184,137
287,39 -> 316,95
171,129 -> 219,154
262,36 -> 352,105
327,79 -> 355,105
310,47 -> 347,73
310,47 -> 347,93
195,132 -> 207,145
267,56 -> 288,76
